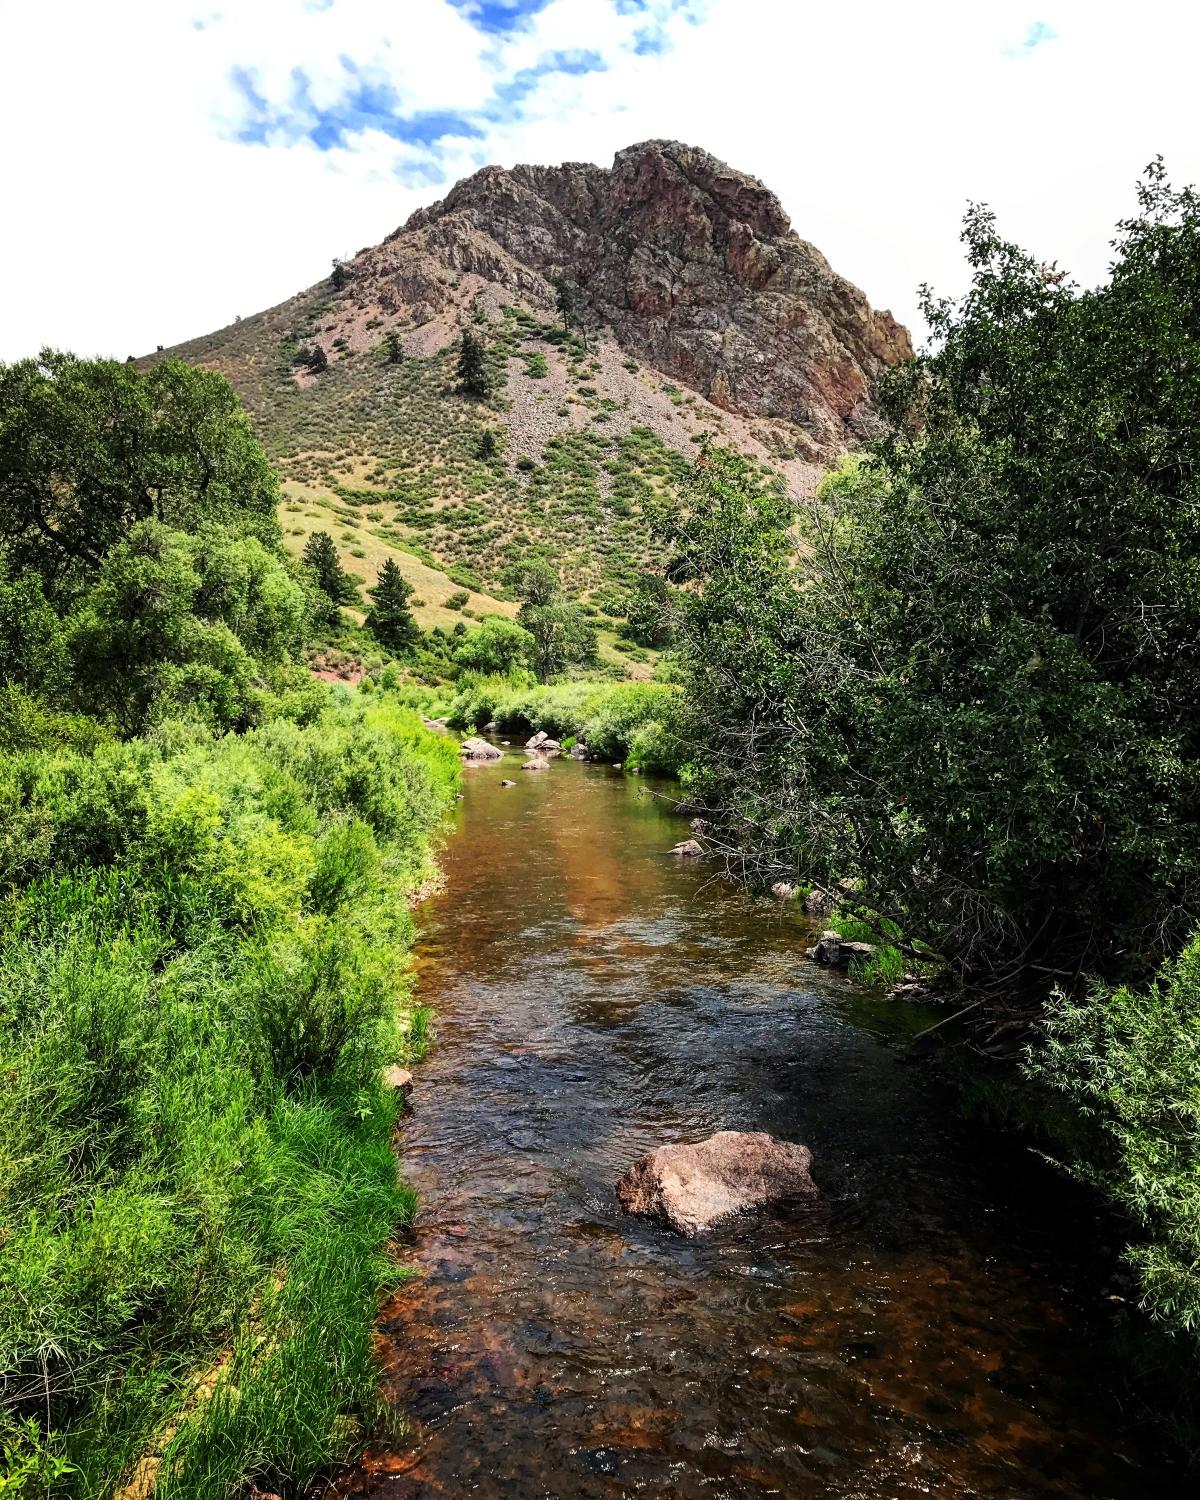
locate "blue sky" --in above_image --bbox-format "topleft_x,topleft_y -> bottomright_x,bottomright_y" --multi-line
1,0 -> 1197,359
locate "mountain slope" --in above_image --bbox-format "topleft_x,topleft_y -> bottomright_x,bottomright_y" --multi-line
155,140 -> 911,607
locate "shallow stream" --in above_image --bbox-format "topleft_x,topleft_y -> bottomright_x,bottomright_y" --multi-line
339,755 -> 1172,1498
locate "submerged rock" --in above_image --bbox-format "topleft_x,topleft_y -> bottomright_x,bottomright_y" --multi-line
616,1130 -> 817,1234
461,736 -> 502,760
668,839 -> 704,858
499,779 -> 516,787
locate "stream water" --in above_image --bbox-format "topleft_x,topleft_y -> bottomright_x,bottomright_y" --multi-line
339,755 -> 1174,1498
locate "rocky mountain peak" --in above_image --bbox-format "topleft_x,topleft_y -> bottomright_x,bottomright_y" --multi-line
391,140 -> 910,461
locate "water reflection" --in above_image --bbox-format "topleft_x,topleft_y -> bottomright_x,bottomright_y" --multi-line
336,759 -> 1171,1499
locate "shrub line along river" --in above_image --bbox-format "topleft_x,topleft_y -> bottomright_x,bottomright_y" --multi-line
335,753 -> 1173,1499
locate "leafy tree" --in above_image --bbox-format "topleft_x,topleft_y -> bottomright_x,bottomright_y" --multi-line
383,329 -> 403,364
672,164 -> 1200,992
307,344 -> 329,374
623,573 -> 674,649
365,557 -> 419,654
456,331 -> 491,398
0,353 -> 279,603
452,616 -> 533,675
302,531 -> 355,606
505,559 -> 595,682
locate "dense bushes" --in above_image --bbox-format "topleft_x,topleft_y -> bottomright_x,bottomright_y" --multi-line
672,168 -> 1200,994
447,676 -> 683,773
0,699 -> 460,1495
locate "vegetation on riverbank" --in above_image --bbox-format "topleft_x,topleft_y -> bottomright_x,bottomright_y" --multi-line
0,354 -> 460,1494
666,165 -> 1200,1448
447,675 -> 684,774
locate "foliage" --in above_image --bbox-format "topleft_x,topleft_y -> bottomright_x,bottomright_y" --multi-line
302,529 -> 356,606
447,676 -> 684,773
451,617 -> 533,676
504,559 -> 597,681
383,329 -> 403,364
307,344 -> 329,374
0,699 -> 460,1496
1028,939 -> 1200,1407
0,353 -> 279,603
365,557 -> 419,654
455,331 -> 491,399
622,572 -> 674,648
673,167 -> 1200,991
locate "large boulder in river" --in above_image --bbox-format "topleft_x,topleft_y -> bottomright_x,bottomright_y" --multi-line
616,1131 -> 817,1234
525,730 -> 550,750
461,736 -> 502,760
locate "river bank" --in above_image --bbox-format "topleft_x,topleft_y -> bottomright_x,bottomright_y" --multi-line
336,751 -> 1174,1499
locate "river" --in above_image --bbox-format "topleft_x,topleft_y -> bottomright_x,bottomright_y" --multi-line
338,754 -> 1173,1498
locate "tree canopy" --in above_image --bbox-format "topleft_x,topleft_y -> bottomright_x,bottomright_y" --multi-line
0,353 -> 279,603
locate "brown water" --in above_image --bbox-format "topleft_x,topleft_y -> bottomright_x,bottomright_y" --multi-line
341,757 -> 1174,1499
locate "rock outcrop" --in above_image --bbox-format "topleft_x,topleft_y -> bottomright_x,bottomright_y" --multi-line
390,140 -> 910,463
616,1130 -> 818,1234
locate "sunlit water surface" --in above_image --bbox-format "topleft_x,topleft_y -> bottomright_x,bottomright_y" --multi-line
336,756 -> 1174,1499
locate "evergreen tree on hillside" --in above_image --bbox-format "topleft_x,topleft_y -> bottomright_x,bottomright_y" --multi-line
306,344 -> 329,374
456,331 -> 491,398
365,557 -> 419,653
302,531 -> 354,605
383,330 -> 403,364
477,428 -> 500,462
330,258 -> 348,291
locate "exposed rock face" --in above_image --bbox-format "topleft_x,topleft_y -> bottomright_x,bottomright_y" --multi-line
616,1130 -> 818,1234
393,140 -> 910,462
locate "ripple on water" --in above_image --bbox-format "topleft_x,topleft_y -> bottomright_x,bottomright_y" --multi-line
333,760 -> 1175,1500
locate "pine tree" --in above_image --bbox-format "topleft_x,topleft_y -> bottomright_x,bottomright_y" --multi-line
307,344 -> 328,374
366,557 -> 419,653
330,258 -> 348,291
383,330 -> 403,364
477,428 -> 499,461
456,331 -> 491,398
302,531 -> 353,604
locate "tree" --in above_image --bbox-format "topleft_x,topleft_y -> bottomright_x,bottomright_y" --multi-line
456,331 -> 491,398
623,573 -> 674,649
302,531 -> 355,607
383,330 -> 403,364
330,258 -> 348,291
505,558 -> 595,681
476,428 -> 500,462
365,558 -> 419,654
452,616 -> 533,675
554,276 -> 587,350
671,165 -> 1200,994
306,344 -> 329,374
0,353 -> 279,603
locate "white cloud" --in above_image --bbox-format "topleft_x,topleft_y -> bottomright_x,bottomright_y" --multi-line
1,0 -> 1197,361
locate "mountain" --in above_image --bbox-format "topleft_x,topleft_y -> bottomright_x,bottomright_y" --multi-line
155,140 -> 910,628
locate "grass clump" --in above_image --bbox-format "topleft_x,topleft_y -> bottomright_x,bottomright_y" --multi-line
0,699 -> 460,1496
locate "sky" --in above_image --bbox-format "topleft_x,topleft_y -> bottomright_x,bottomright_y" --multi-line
2,0 -> 1198,362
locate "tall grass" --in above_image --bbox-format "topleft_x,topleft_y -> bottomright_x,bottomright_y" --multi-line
0,698 -> 459,1495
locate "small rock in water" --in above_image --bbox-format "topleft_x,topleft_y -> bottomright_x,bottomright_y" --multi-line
616,1130 -> 817,1234
771,880 -> 798,900
522,758 -> 550,773
460,736 -> 502,760
499,779 -> 516,787
806,930 -> 875,968
383,1066 -> 413,1093
667,839 -> 704,858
